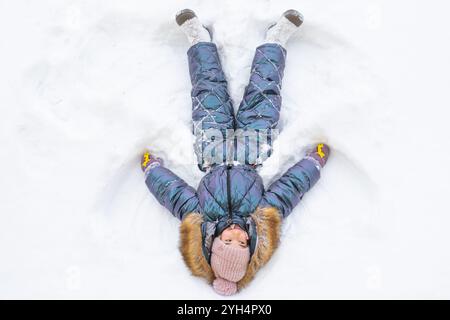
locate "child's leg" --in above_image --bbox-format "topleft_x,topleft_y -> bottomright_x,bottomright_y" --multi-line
188,43 -> 235,134
178,10 -> 235,170
234,44 -> 286,165
236,43 -> 286,131
189,43 -> 235,171
235,10 -> 302,166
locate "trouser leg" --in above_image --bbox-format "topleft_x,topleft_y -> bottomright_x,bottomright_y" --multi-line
188,42 -> 236,171
235,43 -> 287,165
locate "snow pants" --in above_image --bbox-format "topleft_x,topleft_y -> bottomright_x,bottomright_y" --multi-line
187,42 -> 287,171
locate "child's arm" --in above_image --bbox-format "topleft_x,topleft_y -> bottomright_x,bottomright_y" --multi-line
262,144 -> 330,218
141,150 -> 200,220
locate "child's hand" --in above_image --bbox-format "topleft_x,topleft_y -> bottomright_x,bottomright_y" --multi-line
141,150 -> 164,173
306,143 -> 330,168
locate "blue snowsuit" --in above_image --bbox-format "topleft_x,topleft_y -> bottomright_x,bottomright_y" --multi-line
145,42 -> 322,269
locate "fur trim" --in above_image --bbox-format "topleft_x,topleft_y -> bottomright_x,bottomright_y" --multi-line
179,213 -> 215,283
237,207 -> 282,290
179,207 -> 282,290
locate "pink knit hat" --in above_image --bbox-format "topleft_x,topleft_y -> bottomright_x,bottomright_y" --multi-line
210,237 -> 250,296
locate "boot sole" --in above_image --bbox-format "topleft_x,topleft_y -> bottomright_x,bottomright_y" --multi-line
175,8 -> 197,26
282,9 -> 304,27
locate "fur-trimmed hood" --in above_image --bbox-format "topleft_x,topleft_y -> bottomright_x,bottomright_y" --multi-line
179,207 -> 282,291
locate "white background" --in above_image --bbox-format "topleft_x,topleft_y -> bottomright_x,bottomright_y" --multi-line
1,0 -> 449,299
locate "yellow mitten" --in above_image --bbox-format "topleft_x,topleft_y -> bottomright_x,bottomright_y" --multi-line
141,150 -> 163,172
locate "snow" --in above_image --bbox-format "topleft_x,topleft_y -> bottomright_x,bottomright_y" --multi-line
1,0 -> 450,299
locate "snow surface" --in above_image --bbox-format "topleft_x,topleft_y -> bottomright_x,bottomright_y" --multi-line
1,0 -> 450,299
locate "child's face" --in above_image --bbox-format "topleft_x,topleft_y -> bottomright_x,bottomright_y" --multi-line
220,224 -> 249,248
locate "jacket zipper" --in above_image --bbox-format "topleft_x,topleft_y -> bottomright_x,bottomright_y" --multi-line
226,164 -> 233,224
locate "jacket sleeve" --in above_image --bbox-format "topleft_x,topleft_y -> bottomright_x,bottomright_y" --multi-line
262,157 -> 321,218
145,165 -> 200,220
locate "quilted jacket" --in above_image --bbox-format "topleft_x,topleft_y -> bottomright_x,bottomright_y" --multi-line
145,158 -> 321,270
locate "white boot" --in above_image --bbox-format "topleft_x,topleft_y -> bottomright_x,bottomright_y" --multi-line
265,9 -> 304,47
176,9 -> 211,46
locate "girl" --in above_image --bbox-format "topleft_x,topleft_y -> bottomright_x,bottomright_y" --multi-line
141,9 -> 330,295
